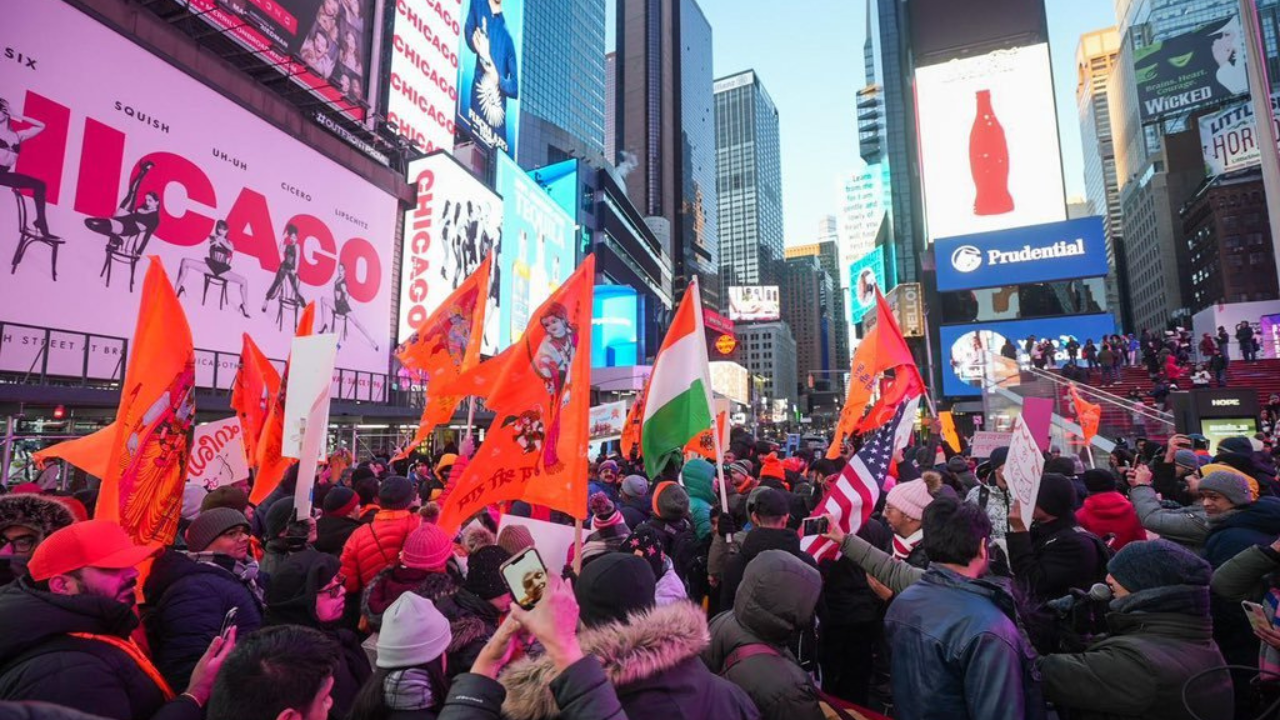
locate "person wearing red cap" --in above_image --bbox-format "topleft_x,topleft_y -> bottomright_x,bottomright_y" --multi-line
0,520 -> 235,719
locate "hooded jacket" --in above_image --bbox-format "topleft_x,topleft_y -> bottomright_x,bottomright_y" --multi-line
682,460 -> 717,541
0,578 -> 200,720
1038,585 -> 1232,720
498,601 -> 758,720
885,566 -> 1045,720
435,656 -> 626,720
1007,516 -> 1108,604
361,564 -> 460,630
719,526 -> 817,611
704,551 -> 825,720
436,589 -> 504,682
142,549 -> 264,690
1076,492 -> 1147,551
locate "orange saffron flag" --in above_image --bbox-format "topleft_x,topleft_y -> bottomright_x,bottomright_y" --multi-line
854,365 -> 925,435
1070,385 -> 1102,445
828,289 -> 917,459
34,422 -> 118,480
684,410 -> 728,461
393,253 -> 492,461
619,378 -> 648,460
96,257 -> 196,547
437,255 -> 595,532
251,303 -> 316,505
230,334 -> 280,471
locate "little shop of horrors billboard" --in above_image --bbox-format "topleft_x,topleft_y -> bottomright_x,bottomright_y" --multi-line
0,1 -> 397,396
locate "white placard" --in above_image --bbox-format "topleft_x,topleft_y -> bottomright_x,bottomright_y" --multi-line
187,417 -> 249,490
284,334 -> 339,518
1004,414 -> 1044,528
971,430 -> 1013,459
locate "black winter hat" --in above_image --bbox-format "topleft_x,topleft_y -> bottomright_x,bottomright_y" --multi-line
1082,469 -> 1117,494
1109,539 -> 1212,593
322,486 -> 358,516
1218,436 -> 1255,456
1044,457 -> 1077,477
989,447 -> 1010,471
1035,473 -> 1078,519
264,548 -> 341,626
186,507 -> 250,553
264,498 -> 297,540
574,553 -> 656,628
378,476 -> 416,511
0,494 -> 75,542
464,545 -> 512,600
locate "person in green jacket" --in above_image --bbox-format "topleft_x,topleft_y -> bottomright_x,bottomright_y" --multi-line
1037,539 -> 1233,720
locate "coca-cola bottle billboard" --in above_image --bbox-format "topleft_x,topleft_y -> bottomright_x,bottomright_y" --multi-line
969,89 -> 1013,216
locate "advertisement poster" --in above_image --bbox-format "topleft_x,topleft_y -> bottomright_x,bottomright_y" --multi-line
727,286 -> 781,322
914,44 -> 1067,241
589,401 -> 628,440
939,314 -> 1116,397
1198,93 -> 1280,176
399,153 -> 503,352
494,153 -> 576,350
1201,417 -> 1259,454
709,360 -> 750,406
187,417 -> 250,490
848,248 -> 885,324
0,2 -> 397,382
935,217 -> 1109,292
1005,412 -> 1045,529
456,0 -> 523,156
1135,15 -> 1248,121
592,285 -> 640,368
386,0 -> 460,155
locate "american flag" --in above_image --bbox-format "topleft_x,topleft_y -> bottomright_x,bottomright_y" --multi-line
802,397 -> 919,562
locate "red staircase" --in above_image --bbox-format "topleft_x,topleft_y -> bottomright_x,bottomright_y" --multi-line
1052,358 -> 1280,424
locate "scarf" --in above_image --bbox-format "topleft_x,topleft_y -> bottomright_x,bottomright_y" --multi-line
187,551 -> 266,607
383,668 -> 436,711
892,529 -> 924,561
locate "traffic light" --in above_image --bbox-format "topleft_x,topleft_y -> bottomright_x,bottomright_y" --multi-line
52,405 -> 66,420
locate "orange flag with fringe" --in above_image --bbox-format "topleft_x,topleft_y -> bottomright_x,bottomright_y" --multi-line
250,303 -> 316,505
828,289 -> 916,459
393,253 -> 492,461
437,256 -> 595,531
96,257 -> 196,547
230,334 -> 279,471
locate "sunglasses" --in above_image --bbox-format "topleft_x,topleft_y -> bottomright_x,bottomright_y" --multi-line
320,575 -> 346,599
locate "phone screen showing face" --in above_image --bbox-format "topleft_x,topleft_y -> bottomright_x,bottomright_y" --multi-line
501,547 -> 548,610
802,517 -> 828,537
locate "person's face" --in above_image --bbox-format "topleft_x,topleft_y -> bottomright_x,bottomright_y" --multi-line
993,466 -> 1008,489
54,566 -> 140,607
1,525 -> 38,557
522,569 -> 546,601
1105,573 -> 1131,599
541,314 -> 568,338
205,525 -> 250,561
884,504 -> 918,537
600,467 -> 617,484
314,574 -> 346,623
215,224 -> 228,238
0,99 -> 10,121
144,194 -> 160,211
321,0 -> 338,16
1199,490 -> 1235,517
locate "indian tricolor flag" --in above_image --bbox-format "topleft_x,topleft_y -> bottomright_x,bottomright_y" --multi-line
641,277 -> 715,477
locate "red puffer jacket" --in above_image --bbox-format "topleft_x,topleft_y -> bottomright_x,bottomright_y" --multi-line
340,509 -> 422,593
1076,491 -> 1147,551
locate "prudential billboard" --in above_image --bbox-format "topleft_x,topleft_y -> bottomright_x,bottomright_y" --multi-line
935,217 -> 1109,292
914,43 -> 1066,242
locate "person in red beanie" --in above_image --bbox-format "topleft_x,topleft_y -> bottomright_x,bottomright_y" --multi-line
315,486 -> 363,556
758,453 -> 789,491
360,522 -> 459,634
0,520 -> 235,719
1075,469 -> 1147,551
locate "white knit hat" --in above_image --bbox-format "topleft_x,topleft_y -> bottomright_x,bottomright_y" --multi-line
376,593 -> 452,669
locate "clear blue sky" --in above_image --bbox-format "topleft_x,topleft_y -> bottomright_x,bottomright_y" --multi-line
606,0 -> 1121,246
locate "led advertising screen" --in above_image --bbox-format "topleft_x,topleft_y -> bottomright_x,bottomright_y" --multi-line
728,286 -> 781,322
848,248 -> 886,324
939,314 -> 1116,397
914,44 -> 1066,242
495,153 -> 577,349
386,0 -> 461,155
457,0 -> 523,156
184,0 -> 372,120
0,1 -> 397,381
592,285 -> 640,368
1198,93 -> 1280,176
399,153 -> 503,352
1135,15 -> 1248,122
709,361 -> 750,406
935,216 -> 1109,292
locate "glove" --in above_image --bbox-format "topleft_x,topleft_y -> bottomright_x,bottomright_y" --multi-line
717,513 -> 739,538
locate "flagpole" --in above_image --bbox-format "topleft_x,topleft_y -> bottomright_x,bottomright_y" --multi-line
464,396 -> 476,442
711,416 -> 730,514
572,518 -> 584,575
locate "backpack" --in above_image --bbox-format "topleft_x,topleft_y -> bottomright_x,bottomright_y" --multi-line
719,643 -> 889,720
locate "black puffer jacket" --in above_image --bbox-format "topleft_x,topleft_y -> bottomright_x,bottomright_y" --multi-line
819,517 -> 891,626
719,526 -> 817,610
315,515 -> 363,555
0,578 -> 201,720
142,549 -> 264,690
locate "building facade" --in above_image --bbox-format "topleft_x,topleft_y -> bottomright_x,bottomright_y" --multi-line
605,51 -> 617,162
714,70 -> 784,290
738,322 -> 799,412
780,255 -> 836,397
785,241 -> 849,378
1183,171 -> 1279,313
616,0 -> 721,311
519,0 -> 607,169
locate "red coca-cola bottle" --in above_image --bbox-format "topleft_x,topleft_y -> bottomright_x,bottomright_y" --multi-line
970,89 -> 1014,216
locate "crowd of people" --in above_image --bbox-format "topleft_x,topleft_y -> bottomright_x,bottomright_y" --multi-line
4,424 -> 1280,720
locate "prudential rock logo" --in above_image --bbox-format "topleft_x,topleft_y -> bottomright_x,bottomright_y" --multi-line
951,245 -> 983,273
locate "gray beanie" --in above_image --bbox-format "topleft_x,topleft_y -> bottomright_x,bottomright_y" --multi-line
1199,470 -> 1252,507
621,475 -> 649,499
376,592 -> 452,668
1174,449 -> 1201,471
185,507 -> 250,552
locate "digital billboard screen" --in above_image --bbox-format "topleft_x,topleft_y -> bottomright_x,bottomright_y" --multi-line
935,217 -> 1109,292
0,1 -> 398,382
457,0 -> 523,156
848,248 -> 886,324
939,314 -> 1115,397
728,286 -> 781,322
386,0 -> 461,155
1198,93 -> 1280,176
592,285 -> 640,368
1136,15 -> 1248,122
495,153 -> 577,350
915,43 -> 1066,242
400,153 -> 503,352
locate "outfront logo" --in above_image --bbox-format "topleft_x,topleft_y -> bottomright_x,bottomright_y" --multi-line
951,245 -> 983,273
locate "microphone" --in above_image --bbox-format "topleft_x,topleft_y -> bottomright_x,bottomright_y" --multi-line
1046,582 -> 1113,614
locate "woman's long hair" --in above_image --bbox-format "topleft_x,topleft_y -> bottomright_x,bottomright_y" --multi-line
346,656 -> 448,720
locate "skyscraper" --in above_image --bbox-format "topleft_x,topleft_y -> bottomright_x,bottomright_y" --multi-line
781,252 -> 838,398
714,70 -> 784,290
1076,27 -> 1130,331
605,51 -> 617,162
617,0 -> 721,310
518,0 -> 608,168
786,240 -> 849,373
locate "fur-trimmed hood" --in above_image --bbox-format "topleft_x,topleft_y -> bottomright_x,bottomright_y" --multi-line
0,494 -> 75,541
500,600 -> 710,719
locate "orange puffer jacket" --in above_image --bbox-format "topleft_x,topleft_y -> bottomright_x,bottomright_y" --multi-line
340,509 -> 422,593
